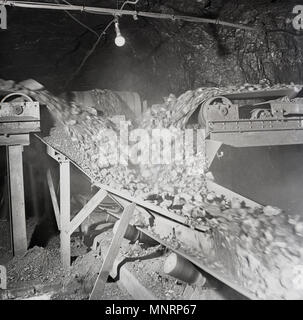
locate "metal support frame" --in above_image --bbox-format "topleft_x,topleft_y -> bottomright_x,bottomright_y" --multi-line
210,130 -> 303,148
204,88 -> 303,149
205,139 -> 223,167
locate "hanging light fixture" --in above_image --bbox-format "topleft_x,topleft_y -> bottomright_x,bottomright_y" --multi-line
114,17 -> 125,47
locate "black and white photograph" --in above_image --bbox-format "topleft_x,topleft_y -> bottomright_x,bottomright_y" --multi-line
0,0 -> 303,303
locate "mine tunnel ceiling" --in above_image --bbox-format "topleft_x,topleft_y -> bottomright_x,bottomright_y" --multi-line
0,0 -> 302,103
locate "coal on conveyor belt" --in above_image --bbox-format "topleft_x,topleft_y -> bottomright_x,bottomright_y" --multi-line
1,78 -> 303,299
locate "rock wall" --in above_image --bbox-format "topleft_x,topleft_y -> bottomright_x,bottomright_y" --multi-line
0,0 -> 302,102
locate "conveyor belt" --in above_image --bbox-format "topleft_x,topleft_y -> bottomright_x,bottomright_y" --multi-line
34,133 -> 259,300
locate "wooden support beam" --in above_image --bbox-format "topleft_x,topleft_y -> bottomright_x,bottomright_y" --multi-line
68,189 -> 108,234
59,160 -> 70,270
46,169 -> 60,230
89,203 -> 136,300
7,145 -> 27,256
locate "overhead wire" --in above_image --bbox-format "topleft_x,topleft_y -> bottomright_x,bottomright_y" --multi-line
64,0 -> 139,89
58,0 -> 99,38
64,18 -> 115,89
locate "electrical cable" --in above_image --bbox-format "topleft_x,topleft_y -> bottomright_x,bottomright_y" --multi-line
119,0 -> 139,12
64,18 -> 115,89
58,0 -> 99,38
64,0 -> 139,89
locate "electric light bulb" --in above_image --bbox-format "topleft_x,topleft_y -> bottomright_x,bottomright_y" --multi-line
114,20 -> 125,47
115,35 -> 126,47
